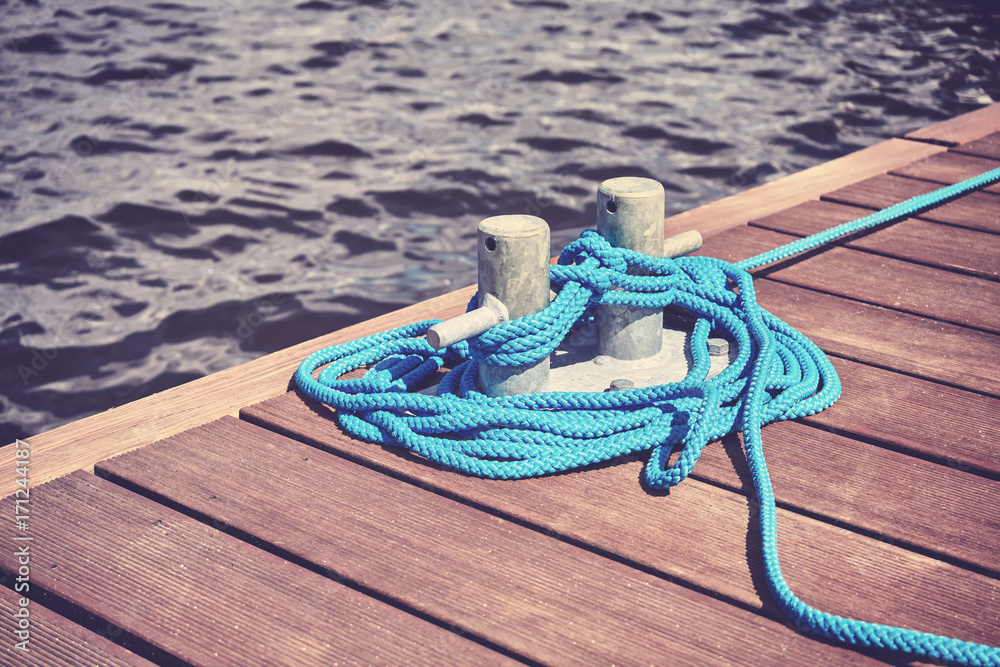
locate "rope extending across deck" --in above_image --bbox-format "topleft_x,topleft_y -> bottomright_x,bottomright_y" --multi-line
296,165 -> 1000,666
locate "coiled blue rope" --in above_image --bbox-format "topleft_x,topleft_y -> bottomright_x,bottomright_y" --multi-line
296,166 -> 1000,665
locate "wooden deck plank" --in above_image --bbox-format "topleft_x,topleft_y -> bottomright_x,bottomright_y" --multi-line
0,586 -> 154,667
952,131 -> 1000,160
750,200 -> 1000,280
0,472 -> 514,667
239,392 -> 1000,650
96,417 -> 884,666
750,198 -> 890,237
689,422 -> 1000,576
904,103 -> 1000,145
697,225 -> 1000,334
752,280 -> 1000,398
889,151 -> 1000,194
821,174 -> 1000,234
805,356 -> 1000,479
662,138 -> 945,239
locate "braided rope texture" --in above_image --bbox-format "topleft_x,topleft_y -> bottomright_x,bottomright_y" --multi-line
738,165 -> 1000,271
296,168 -> 1000,666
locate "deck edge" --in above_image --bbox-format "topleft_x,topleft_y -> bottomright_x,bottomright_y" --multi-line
663,138 -> 945,239
904,102 -> 1000,145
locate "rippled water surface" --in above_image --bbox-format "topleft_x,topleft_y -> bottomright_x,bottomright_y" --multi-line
1,0 -> 998,441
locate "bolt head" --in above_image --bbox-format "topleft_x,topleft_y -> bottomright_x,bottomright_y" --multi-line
708,338 -> 729,356
608,378 -> 634,391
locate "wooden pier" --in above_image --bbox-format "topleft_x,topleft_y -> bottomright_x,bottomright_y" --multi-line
3,104 -> 999,665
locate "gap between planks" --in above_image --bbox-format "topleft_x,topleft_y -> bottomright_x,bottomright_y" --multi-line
0,585 -> 155,667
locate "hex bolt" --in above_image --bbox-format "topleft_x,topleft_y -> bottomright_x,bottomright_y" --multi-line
595,177 -> 666,361
476,215 -> 551,397
606,378 -> 635,391
707,338 -> 729,357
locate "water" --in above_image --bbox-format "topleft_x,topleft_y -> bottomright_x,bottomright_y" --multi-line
1,0 -> 997,442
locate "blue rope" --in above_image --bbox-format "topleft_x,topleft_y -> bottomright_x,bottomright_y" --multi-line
296,168 -> 1000,665
739,165 -> 1000,270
